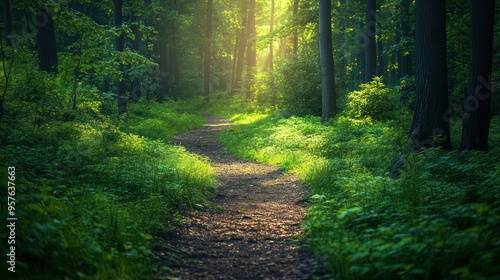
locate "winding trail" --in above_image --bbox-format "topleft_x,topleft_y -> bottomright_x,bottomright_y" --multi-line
156,114 -> 319,279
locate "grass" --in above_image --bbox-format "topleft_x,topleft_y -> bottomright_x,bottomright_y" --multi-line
205,93 -> 500,280
0,98 -> 216,279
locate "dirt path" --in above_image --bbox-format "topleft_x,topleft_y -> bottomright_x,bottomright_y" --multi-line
155,114 -> 319,279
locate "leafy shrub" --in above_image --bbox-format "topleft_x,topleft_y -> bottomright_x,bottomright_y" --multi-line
345,76 -> 400,120
275,52 -> 322,116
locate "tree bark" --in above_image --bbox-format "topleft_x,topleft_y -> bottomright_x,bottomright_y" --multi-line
364,0 -> 376,82
114,0 -> 126,113
157,25 -> 169,102
204,0 -> 213,102
398,0 -> 414,78
292,0 -> 299,55
36,7 -> 58,73
319,0 -> 336,122
232,0 -> 248,94
171,19 -> 180,91
245,0 -> 256,98
376,22 -> 385,81
459,0 -> 495,151
3,0 -> 12,46
269,0 -> 275,71
410,0 -> 451,150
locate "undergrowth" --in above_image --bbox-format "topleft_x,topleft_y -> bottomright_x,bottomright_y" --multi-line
0,99 -> 215,279
207,92 -> 500,279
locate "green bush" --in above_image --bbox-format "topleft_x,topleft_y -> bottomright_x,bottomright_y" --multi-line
275,52 -> 322,116
345,76 -> 400,120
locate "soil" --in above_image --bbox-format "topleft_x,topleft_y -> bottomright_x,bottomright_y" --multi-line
155,114 -> 321,280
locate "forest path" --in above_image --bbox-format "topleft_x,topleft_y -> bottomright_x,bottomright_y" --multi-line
155,114 -> 319,279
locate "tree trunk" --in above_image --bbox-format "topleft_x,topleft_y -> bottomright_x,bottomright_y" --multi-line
337,0 -> 347,89
204,0 -> 213,102
36,7 -> 58,73
459,0 -> 495,151
245,0 -> 256,98
157,25 -> 169,102
398,0 -> 414,78
232,0 -> 248,94
357,20 -> 365,85
231,34 -> 239,93
171,22 -> 180,91
410,0 -> 451,150
269,0 -> 275,71
130,12 -> 141,52
364,0 -> 376,82
376,22 -> 385,81
292,0 -> 299,55
319,0 -> 336,123
114,0 -> 126,113
3,0 -> 12,46
130,11 -> 142,101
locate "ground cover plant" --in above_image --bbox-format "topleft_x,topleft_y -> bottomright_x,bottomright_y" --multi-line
206,91 -> 500,280
0,99 -> 216,279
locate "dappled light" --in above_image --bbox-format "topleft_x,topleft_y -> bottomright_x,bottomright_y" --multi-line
0,0 -> 499,279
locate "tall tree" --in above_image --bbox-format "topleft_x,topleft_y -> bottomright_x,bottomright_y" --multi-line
292,0 -> 299,55
245,0 -> 256,98
364,0 -> 376,82
156,25 -> 169,102
398,0 -> 414,78
459,0 -> 495,151
204,0 -> 213,102
269,0 -> 275,71
376,22 -> 385,80
410,0 -> 451,150
3,0 -> 12,46
319,0 -> 336,122
232,0 -> 248,94
114,0 -> 126,113
169,6 -> 180,92
36,7 -> 58,73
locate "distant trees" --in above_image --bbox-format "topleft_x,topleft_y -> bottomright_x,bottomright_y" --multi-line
232,0 -> 248,94
114,0 -> 126,113
36,7 -> 58,73
410,0 -> 451,150
204,0 -> 213,102
0,0 -> 496,148
292,0 -> 299,55
245,0 -> 256,98
319,0 -> 336,122
364,0 -> 376,82
3,0 -> 11,46
269,0 -> 275,71
398,0 -> 413,78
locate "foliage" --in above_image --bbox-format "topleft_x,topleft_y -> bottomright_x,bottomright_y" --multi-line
1,0 -> 499,278
208,96 -> 500,279
275,51 -> 322,117
345,76 -> 400,120
0,99 -> 215,279
123,98 -> 205,141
